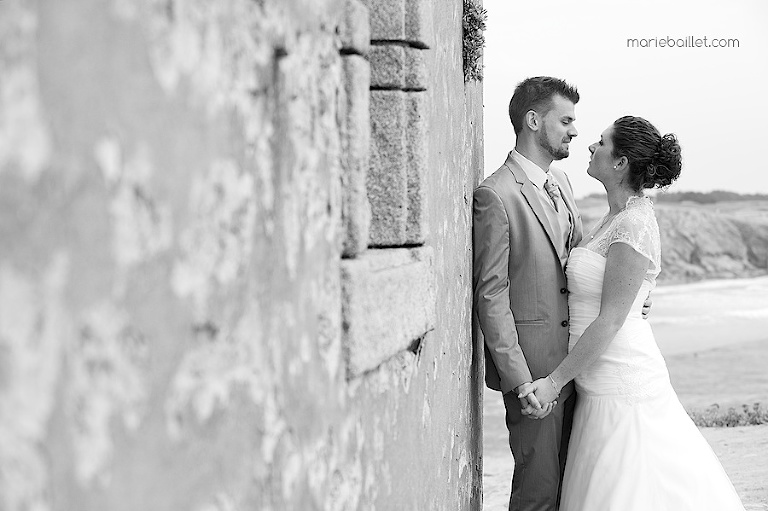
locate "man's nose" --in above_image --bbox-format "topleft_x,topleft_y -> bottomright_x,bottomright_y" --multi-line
569,126 -> 578,138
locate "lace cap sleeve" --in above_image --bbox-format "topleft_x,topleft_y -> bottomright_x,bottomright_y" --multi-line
607,197 -> 661,276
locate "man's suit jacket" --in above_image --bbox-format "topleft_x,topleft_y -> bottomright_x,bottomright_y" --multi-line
473,153 -> 584,400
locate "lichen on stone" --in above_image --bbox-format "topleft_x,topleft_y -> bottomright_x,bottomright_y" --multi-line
164,306 -> 271,440
0,255 -> 69,509
144,0 -> 277,116
67,302 -> 149,486
94,138 -> 173,272
0,0 -> 52,182
171,158 -> 256,316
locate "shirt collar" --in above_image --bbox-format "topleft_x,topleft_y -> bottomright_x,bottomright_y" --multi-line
511,149 -> 549,189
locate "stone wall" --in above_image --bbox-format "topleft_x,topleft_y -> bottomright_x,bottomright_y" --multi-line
0,0 -> 483,509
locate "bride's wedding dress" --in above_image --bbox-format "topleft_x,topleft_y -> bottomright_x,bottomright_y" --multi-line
560,196 -> 744,510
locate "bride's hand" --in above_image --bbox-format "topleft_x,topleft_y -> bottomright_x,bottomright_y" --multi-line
518,377 -> 559,407
641,291 -> 653,320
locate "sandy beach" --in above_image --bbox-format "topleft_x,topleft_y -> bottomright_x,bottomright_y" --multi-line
482,276 -> 768,510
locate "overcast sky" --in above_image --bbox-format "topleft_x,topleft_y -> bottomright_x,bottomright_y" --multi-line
482,0 -> 768,198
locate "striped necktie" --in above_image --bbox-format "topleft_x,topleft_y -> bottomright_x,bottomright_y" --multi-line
544,173 -> 561,212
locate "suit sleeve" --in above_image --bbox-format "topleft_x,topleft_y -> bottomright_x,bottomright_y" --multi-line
473,186 -> 532,394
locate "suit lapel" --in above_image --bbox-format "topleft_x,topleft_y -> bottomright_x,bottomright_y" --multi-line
553,171 -> 582,249
504,156 -> 559,255
562,189 -> 578,250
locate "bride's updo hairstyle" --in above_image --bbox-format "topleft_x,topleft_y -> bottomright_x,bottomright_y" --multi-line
611,116 -> 682,191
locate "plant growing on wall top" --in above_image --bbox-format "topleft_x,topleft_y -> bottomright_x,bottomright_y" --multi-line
463,0 -> 487,82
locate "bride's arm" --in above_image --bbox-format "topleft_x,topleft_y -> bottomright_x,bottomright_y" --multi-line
519,243 -> 651,403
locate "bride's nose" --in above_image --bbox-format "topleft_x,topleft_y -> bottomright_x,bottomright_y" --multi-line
588,143 -> 596,154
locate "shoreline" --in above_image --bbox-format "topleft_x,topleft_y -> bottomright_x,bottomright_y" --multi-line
654,274 -> 768,293
648,275 -> 768,356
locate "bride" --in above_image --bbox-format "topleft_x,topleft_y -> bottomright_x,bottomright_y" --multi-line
519,116 -> 745,510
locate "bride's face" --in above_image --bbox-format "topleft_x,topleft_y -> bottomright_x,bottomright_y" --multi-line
587,126 -> 619,182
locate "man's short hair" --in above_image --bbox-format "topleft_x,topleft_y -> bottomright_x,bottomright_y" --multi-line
508,77 -> 580,135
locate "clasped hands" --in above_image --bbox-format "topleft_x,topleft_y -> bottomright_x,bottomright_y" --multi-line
515,377 -> 560,420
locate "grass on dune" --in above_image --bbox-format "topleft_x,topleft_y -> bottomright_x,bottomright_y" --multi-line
689,402 -> 768,427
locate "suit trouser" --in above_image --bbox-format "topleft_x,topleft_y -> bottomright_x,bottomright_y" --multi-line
502,391 -> 576,511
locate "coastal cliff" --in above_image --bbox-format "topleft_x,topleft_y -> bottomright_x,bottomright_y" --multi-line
578,199 -> 768,284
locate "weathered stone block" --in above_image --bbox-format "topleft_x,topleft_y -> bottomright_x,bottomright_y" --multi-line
370,45 -> 427,91
340,0 -> 370,55
405,91 -> 427,243
405,0 -> 433,49
370,45 -> 405,89
363,0 -> 405,41
368,90 -> 407,246
340,55 -> 371,257
341,247 -> 436,378
368,90 -> 429,246
404,47 -> 427,90
363,0 -> 431,48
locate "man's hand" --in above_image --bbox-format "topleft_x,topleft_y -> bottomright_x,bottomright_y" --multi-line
516,382 -> 556,420
517,378 -> 559,418
642,291 -> 653,320
515,382 -> 540,415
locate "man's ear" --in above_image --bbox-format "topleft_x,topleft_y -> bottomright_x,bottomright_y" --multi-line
525,110 -> 539,132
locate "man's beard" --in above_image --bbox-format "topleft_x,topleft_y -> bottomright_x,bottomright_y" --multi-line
540,124 -> 570,160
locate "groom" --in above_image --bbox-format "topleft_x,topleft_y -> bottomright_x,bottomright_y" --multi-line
473,77 -> 582,510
